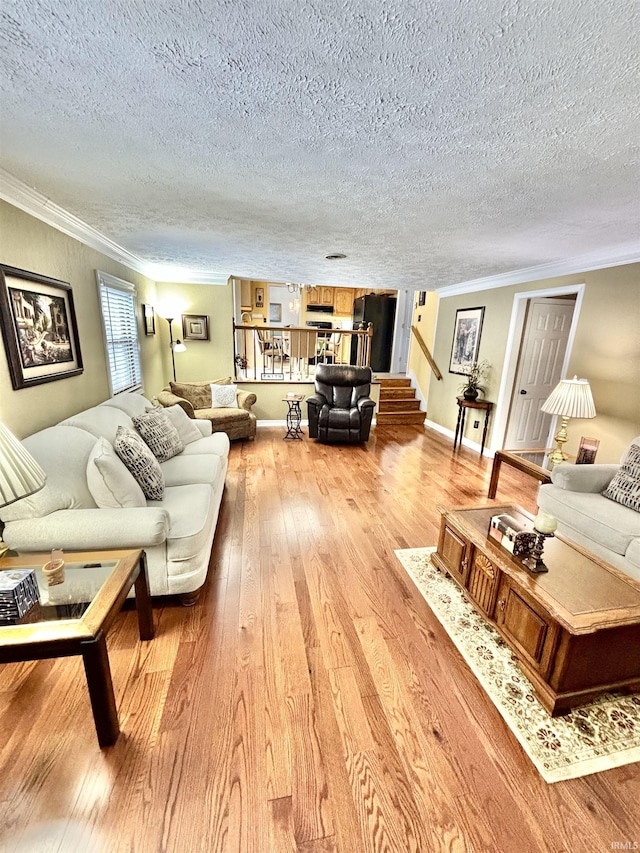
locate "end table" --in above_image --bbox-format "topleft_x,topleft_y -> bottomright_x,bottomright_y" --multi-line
283,394 -> 305,440
454,396 -> 493,456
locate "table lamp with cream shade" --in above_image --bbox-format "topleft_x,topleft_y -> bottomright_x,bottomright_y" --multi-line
0,421 -> 47,558
541,376 -> 596,466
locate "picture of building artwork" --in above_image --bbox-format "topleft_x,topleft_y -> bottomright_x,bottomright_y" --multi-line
10,287 -> 72,368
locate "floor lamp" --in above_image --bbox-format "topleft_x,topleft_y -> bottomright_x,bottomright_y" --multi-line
165,317 -> 186,382
0,422 -> 47,558
541,376 -> 596,466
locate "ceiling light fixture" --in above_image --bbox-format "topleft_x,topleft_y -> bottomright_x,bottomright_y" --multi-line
325,253 -> 346,260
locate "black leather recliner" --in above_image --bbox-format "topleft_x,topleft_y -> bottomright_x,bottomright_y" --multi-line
307,364 -> 376,443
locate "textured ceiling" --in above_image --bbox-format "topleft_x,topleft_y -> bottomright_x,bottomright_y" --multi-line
0,1 -> 639,289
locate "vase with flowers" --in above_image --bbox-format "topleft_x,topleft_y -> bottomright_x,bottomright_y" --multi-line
235,353 -> 248,379
459,359 -> 490,401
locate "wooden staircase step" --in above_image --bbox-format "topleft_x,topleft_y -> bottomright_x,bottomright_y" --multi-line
379,387 -> 418,400
376,411 -> 426,425
378,399 -> 422,413
375,377 -> 412,388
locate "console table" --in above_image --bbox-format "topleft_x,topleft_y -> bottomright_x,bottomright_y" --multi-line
453,397 -> 493,456
432,505 -> 640,715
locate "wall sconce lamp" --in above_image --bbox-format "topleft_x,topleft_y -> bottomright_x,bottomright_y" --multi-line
165,317 -> 186,382
541,376 -> 596,466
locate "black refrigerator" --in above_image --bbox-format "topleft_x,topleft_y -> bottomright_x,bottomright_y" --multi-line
350,294 -> 397,372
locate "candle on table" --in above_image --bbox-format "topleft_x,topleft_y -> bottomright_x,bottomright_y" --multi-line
534,511 -> 558,534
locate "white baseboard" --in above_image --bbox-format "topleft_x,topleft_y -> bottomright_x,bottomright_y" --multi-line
424,419 -> 494,458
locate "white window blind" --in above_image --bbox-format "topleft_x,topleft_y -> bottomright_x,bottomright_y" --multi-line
96,271 -> 142,396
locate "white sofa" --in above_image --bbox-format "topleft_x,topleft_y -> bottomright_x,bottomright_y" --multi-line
1,393 -> 230,601
537,438 -> 640,584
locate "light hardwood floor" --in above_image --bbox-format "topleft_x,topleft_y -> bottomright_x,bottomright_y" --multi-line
0,426 -> 637,852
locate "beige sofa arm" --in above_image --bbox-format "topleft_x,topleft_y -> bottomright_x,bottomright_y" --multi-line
4,508 -> 170,552
550,463 -> 619,493
157,390 -> 195,418
237,389 -> 257,412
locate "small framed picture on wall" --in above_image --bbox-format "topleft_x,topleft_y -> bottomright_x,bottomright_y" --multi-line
449,306 -> 485,374
182,314 -> 209,341
143,303 -> 155,336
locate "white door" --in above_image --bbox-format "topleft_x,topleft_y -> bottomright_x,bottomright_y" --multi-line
504,298 -> 575,450
390,288 -> 414,375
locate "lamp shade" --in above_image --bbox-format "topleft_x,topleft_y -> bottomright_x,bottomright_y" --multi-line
541,377 -> 596,419
0,422 -> 47,509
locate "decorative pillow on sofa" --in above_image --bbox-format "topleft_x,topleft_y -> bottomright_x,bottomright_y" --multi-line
87,437 -> 147,508
603,443 -> 640,512
113,426 -> 165,500
210,383 -> 238,408
160,404 -> 202,444
170,379 -> 231,410
132,409 -> 184,461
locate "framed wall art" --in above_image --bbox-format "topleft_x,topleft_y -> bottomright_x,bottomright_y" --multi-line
143,303 -> 155,336
449,306 -> 485,374
255,287 -> 264,308
0,264 -> 84,390
182,314 -> 209,341
269,303 -> 282,323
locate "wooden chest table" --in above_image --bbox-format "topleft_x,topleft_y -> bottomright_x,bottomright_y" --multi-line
432,505 -> 640,715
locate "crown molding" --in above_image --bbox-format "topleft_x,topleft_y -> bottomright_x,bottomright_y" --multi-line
0,169 -> 229,285
436,244 -> 640,297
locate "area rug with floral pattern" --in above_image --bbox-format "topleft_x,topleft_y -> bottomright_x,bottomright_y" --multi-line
395,547 -> 640,783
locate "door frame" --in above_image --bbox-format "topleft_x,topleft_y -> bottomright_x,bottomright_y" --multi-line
390,288 -> 414,375
490,283 -> 586,453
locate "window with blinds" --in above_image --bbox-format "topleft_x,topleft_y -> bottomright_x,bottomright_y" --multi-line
96,271 -> 142,396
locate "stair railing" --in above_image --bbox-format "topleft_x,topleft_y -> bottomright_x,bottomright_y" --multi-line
411,325 -> 442,380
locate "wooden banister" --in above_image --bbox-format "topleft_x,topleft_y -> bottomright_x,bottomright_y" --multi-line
411,325 -> 442,380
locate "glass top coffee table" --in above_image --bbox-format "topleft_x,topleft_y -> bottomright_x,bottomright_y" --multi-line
0,549 -> 154,747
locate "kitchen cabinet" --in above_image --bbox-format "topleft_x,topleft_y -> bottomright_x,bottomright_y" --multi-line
333,288 -> 354,315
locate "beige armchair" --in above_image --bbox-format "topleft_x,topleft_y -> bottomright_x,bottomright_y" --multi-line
157,378 -> 257,441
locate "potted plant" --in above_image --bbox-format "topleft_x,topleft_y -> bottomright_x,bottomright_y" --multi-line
459,359 -> 490,401
234,353 -> 248,378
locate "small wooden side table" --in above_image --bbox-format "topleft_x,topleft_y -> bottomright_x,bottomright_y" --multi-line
453,397 -> 493,456
283,394 -> 305,440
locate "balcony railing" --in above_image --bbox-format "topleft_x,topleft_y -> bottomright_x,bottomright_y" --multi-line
233,323 -> 374,381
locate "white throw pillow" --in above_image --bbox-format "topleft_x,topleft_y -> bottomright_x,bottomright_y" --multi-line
161,404 -> 202,444
210,383 -> 238,408
86,437 -> 146,508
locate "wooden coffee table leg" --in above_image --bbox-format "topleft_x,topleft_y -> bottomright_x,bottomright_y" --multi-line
82,631 -> 119,747
488,452 -> 503,498
134,551 -> 154,641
